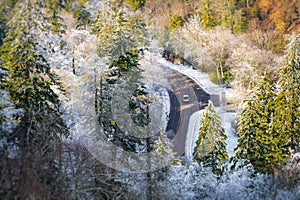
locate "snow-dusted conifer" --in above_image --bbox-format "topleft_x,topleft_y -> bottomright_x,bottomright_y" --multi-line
154,130 -> 181,166
92,8 -> 147,58
193,101 -> 228,175
99,50 -> 147,152
0,2 -> 68,148
273,34 -> 300,152
232,73 -> 286,173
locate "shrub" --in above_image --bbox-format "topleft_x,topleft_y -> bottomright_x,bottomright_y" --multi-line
209,71 -> 220,84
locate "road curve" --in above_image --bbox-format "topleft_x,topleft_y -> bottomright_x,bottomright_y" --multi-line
167,70 -> 210,157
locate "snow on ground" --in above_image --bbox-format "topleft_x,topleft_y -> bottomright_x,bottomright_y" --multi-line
158,87 -> 170,132
156,57 -> 234,95
220,111 -> 238,156
185,109 -> 237,163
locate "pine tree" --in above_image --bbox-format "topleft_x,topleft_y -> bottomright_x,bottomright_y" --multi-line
0,2 -> 69,197
0,4 -> 68,149
220,0 -> 247,33
272,34 -> 300,152
230,84 -> 259,169
99,51 -> 146,152
92,7 -> 148,152
232,73 -> 286,173
193,101 -> 228,175
92,9 -> 147,58
154,130 -> 181,166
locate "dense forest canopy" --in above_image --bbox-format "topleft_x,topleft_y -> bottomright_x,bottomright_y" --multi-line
0,0 -> 299,199
142,0 -> 300,33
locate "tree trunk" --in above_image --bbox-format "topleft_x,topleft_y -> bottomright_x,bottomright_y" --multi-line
72,45 -> 76,75
146,137 -> 153,200
146,104 -> 153,200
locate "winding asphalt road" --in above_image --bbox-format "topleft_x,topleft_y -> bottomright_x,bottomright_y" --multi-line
166,70 -> 210,157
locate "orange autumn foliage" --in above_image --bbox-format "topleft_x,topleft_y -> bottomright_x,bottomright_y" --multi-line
256,0 -> 300,32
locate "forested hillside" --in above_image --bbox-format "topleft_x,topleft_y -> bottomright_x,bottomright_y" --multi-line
143,0 -> 300,32
0,0 -> 299,199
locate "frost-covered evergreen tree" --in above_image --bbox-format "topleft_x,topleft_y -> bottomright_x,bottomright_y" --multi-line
273,34 -> 300,152
232,73 -> 287,173
92,5 -> 149,152
92,8 -> 147,58
193,101 -> 228,175
0,2 -> 68,149
98,50 -> 152,152
0,1 -> 69,198
154,130 -> 181,166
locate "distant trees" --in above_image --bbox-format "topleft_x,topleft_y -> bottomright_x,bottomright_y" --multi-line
167,13 -> 284,89
168,14 -> 184,30
199,0 -> 215,30
256,0 -> 300,32
218,0 -> 247,33
125,0 -> 146,11
193,101 -> 228,175
152,0 -> 299,39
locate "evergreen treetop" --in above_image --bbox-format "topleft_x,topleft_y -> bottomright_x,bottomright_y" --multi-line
92,9 -> 147,58
193,101 -> 228,175
154,130 -> 181,166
